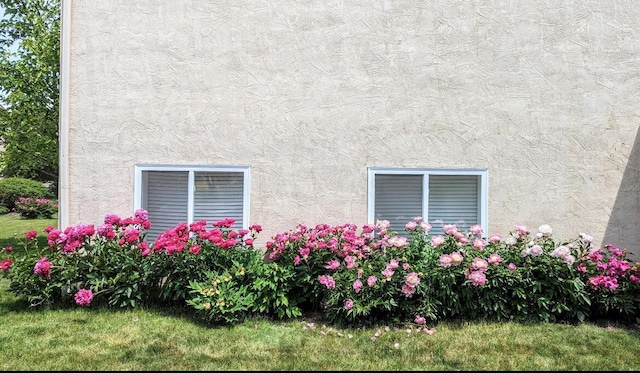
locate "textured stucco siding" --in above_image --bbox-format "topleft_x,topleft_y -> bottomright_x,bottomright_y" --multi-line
66,0 -> 640,257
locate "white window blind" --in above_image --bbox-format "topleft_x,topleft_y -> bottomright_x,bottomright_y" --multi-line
427,174 -> 480,235
369,169 -> 487,237
142,171 -> 189,241
137,166 -> 249,242
374,174 -> 423,236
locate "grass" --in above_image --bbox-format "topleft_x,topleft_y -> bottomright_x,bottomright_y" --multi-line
0,212 -> 56,249
0,214 -> 639,370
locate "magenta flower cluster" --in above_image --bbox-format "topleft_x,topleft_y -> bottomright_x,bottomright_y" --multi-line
74,288 -> 93,306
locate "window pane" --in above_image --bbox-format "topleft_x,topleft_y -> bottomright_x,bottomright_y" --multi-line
428,174 -> 480,235
142,171 -> 189,242
374,174 -> 423,236
193,171 -> 244,230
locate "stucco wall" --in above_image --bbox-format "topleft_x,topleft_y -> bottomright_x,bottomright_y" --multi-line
65,0 -> 640,258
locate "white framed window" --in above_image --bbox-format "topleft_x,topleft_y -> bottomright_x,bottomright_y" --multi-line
368,168 -> 488,236
134,165 -> 250,241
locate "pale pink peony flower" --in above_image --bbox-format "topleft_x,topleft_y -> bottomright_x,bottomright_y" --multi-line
443,224 -> 458,234
405,272 -> 420,288
470,224 -> 484,235
451,251 -> 464,265
529,245 -> 543,256
508,263 -> 517,271
367,275 -> 377,287
431,235 -> 445,248
424,328 -> 437,335
353,279 -> 363,293
344,299 -> 354,310
405,221 -> 418,230
414,316 -> 426,325
488,253 -> 503,266
488,233 -> 502,243
468,270 -> 487,286
439,254 -> 453,268
473,238 -> 487,250
470,257 -> 489,272
420,222 -> 432,232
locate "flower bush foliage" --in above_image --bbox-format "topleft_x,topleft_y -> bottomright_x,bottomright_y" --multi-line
14,196 -> 58,219
0,211 -> 638,327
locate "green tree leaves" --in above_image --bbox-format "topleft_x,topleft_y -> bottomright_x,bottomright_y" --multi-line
0,0 -> 60,185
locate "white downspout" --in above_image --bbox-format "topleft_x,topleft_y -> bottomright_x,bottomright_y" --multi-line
58,0 -> 71,229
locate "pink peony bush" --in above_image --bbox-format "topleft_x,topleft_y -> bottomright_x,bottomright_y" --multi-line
1,212 -> 638,327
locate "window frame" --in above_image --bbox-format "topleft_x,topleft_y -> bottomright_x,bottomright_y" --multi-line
133,164 -> 251,229
367,167 -> 488,233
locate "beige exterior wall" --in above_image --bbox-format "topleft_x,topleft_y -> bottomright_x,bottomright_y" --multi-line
63,0 -> 640,258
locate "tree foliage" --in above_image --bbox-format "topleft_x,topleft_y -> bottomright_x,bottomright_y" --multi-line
0,0 -> 60,186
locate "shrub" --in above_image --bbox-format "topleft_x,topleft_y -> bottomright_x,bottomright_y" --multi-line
263,220 -> 431,327
0,177 -> 53,211
1,211 -> 638,328
14,197 -> 58,219
149,218 -> 263,303
0,210 -> 154,308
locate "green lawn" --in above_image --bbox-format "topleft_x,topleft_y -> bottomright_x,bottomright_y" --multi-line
0,214 -> 639,370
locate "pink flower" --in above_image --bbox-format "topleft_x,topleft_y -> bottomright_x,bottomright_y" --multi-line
325,260 -> 340,270
473,238 -> 487,250
488,234 -> 502,243
401,284 -> 416,297
420,222 -> 432,232
34,257 -> 52,279
388,236 -> 408,248
450,251 -> 464,266
0,258 -> 12,272
589,275 -> 619,291
189,244 -> 201,255
514,224 -> 529,238
353,279 -> 363,293
318,275 -> 336,289
381,268 -> 394,279
4,246 -> 12,252
529,245 -> 543,256
488,253 -> 503,266
468,270 -> 487,286
443,224 -> 458,234
402,263 -> 410,270
439,254 -> 453,268
293,255 -> 301,266
431,235 -> 445,248
244,238 -> 254,246
74,288 -> 94,306
387,259 -> 399,270
405,272 -> 420,288
25,230 -> 38,240
630,275 -> 640,284
470,225 -> 484,235
414,316 -> 426,325
470,257 -> 489,272
576,263 -> 587,272
367,275 -> 377,287
423,328 -> 436,335
344,299 -> 354,310
508,263 -> 517,271
405,221 -> 418,230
